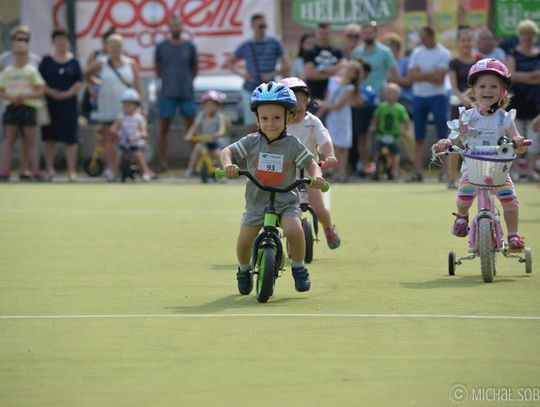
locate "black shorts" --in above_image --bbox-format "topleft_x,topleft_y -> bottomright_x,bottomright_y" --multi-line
375,141 -> 399,155
352,105 -> 376,135
2,104 -> 37,127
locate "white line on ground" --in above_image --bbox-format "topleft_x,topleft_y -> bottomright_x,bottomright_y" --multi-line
1,313 -> 539,321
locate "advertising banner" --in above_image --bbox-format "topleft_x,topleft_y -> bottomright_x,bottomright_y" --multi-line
22,0 -> 278,76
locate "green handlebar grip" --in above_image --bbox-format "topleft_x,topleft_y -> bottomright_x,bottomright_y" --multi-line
308,178 -> 330,192
215,168 -> 225,179
321,181 -> 330,193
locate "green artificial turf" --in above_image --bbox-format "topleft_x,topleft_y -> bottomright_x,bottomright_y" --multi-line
1,182 -> 539,406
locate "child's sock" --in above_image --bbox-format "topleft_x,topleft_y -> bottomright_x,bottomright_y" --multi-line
239,263 -> 251,272
291,260 -> 305,269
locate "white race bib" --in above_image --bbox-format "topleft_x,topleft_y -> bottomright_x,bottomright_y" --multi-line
258,153 -> 284,173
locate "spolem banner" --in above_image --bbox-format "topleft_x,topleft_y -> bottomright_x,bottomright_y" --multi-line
21,0 -> 278,75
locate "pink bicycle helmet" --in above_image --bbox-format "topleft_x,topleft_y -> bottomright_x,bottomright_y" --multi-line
202,90 -> 224,104
279,77 -> 310,97
467,58 -> 511,87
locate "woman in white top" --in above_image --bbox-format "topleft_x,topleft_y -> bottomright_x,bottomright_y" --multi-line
85,34 -> 146,180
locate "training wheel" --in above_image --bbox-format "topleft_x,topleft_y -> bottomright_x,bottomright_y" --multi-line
525,247 -> 532,274
448,251 -> 456,276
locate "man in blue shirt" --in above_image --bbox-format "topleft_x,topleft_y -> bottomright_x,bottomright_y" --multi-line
154,15 -> 198,172
226,14 -> 291,129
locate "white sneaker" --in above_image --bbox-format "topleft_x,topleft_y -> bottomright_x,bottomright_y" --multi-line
142,173 -> 152,182
104,168 -> 116,182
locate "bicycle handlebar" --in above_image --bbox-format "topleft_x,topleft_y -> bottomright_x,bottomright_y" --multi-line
215,168 -> 330,193
432,139 -> 533,159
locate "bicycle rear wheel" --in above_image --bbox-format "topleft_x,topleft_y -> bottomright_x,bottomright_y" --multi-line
478,218 -> 496,282
256,247 -> 276,303
302,218 -> 314,263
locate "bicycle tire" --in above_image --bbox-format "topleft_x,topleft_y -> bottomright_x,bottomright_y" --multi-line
83,157 -> 104,177
302,218 -> 314,263
448,251 -> 456,276
200,164 -> 209,183
478,218 -> 495,282
525,247 -> 532,274
256,246 -> 276,303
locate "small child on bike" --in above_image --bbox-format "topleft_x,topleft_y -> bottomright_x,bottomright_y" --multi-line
111,89 -> 154,181
184,90 -> 227,178
280,77 -> 341,249
220,81 -> 326,294
368,82 -> 410,180
433,59 -> 527,249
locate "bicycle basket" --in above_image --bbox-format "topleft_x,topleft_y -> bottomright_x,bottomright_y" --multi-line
463,149 -> 515,187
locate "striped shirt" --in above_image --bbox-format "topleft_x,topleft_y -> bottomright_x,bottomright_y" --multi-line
229,132 -> 314,215
234,36 -> 285,92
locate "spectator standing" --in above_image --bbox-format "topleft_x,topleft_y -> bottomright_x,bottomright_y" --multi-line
39,27 -> 82,182
507,19 -> 540,181
343,23 -> 362,59
154,15 -> 198,172
85,34 -> 146,181
303,22 -> 344,106
0,41 -> 45,181
382,32 -> 413,114
351,21 -> 398,177
315,60 -> 362,182
447,26 -> 478,188
474,28 -> 506,62
351,21 -> 398,95
81,26 -> 116,123
0,25 -> 41,180
226,14 -> 291,130
407,26 -> 450,182
291,33 -> 316,79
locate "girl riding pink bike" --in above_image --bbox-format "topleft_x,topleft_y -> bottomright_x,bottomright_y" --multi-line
433,58 -> 530,250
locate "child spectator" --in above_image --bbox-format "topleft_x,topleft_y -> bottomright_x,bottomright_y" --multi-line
220,81 -> 325,294
184,90 -> 227,178
280,77 -> 341,249
314,60 -> 362,182
433,59 -> 528,249
0,41 -> 45,181
110,89 -> 154,182
369,83 -> 410,180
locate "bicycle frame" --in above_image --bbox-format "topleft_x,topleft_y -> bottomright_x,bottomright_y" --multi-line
431,142 -> 532,275
467,188 -> 502,253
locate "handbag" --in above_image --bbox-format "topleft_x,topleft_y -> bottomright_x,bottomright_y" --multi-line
37,98 -> 50,126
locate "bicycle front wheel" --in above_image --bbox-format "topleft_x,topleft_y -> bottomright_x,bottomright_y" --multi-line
256,247 -> 276,303
302,217 -> 314,263
478,218 -> 496,282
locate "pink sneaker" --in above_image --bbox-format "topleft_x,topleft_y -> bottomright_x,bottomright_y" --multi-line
452,213 -> 469,237
508,234 -> 525,251
324,225 -> 341,249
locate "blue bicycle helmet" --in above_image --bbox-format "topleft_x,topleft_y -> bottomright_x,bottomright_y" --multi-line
250,81 -> 297,112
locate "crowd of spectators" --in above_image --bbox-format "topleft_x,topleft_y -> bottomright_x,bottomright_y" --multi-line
0,15 -> 538,183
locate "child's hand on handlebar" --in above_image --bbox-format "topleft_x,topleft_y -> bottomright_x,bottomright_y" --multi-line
511,135 -> 525,148
433,139 -> 452,153
311,176 -> 326,190
223,164 -> 239,178
324,156 -> 338,168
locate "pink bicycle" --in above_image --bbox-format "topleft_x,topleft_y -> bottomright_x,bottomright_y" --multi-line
432,139 -> 533,282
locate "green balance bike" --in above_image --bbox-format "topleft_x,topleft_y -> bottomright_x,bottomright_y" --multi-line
216,168 -> 329,303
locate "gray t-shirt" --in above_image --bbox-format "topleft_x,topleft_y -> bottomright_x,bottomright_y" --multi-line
229,132 -> 314,215
155,40 -> 197,99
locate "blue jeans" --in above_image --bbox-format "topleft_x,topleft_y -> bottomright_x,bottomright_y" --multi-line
413,94 -> 449,140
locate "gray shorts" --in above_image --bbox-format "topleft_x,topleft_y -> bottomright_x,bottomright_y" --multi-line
241,206 -> 301,226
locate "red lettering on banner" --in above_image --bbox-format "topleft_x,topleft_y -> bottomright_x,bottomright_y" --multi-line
54,0 -> 243,40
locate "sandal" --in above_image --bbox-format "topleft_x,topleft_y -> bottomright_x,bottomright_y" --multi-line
508,234 -> 525,251
452,212 -> 469,237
